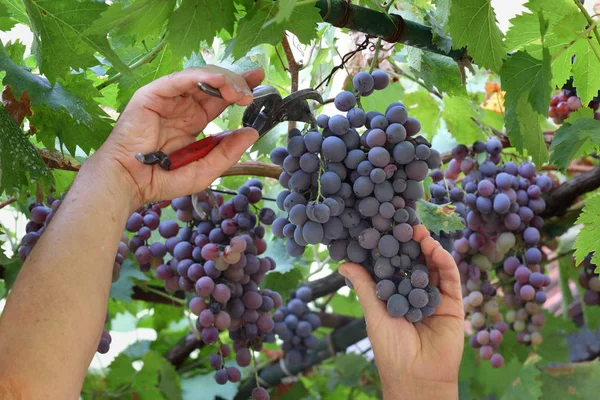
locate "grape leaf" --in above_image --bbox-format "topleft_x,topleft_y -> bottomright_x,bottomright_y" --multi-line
117,44 -> 174,109
534,311 -> 577,363
470,356 -> 524,397
165,0 -> 236,64
442,96 -> 484,144
4,40 -> 25,67
571,39 -> 600,105
330,293 -> 363,318
416,199 -> 465,235
272,0 -> 297,24
573,193 -> 600,267
404,90 -> 440,139
159,358 -> 183,400
539,361 -> 600,399
0,105 -> 52,198
181,372 -> 238,400
360,83 -> 404,114
85,0 -> 176,40
107,354 -> 136,391
22,0 -> 129,82
500,362 -> 542,400
447,0 -> 506,72
109,260 -> 151,302
0,1 -> 16,30
500,49 -> 551,165
232,0 -> 321,58
420,51 -> 466,97
549,117 -> 600,170
0,0 -> 27,25
333,354 -> 371,387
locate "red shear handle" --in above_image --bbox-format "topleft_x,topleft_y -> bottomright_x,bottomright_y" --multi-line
168,133 -> 226,170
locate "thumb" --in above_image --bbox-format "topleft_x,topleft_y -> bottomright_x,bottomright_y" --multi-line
339,262 -> 387,322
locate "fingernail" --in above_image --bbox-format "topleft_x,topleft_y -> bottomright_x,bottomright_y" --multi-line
243,87 -> 252,96
232,82 -> 244,94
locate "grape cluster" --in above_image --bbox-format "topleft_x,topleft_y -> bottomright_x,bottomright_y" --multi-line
125,201 -> 169,272
98,312 -> 112,354
568,327 -> 600,362
273,285 -> 321,366
548,89 -> 600,124
578,253 -> 600,306
133,179 -> 281,388
444,139 -> 553,367
271,70 -> 443,321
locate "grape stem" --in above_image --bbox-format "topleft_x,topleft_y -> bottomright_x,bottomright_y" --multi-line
96,40 -> 167,91
368,38 -> 382,74
540,249 -> 575,266
135,283 -> 187,305
209,188 -> 277,202
574,0 -> 600,50
387,59 -> 444,100
0,196 -> 16,210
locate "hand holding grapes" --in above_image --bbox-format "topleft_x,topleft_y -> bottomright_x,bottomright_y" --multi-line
92,65 -> 264,207
339,225 -> 464,400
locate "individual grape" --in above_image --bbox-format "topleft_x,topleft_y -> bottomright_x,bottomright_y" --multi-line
159,220 -> 179,238
300,152 -> 320,173
386,123 -> 407,144
371,70 -> 389,90
287,136 -> 307,157
302,221 -> 324,244
392,223 -> 413,243
317,114 -> 329,129
410,270 -> 429,289
378,235 -> 400,258
376,280 -> 397,301
270,147 -> 289,165
334,91 -> 356,111
523,227 -> 540,245
406,307 -> 423,323
393,142 -> 414,164
408,288 -> 429,308
490,354 -> 504,368
251,387 -> 270,400
366,128 -> 387,147
405,160 -> 428,180
353,71 -> 375,93
386,106 -> 408,124
322,136 -> 347,162
328,115 -> 350,136
404,117 -> 421,136
387,294 -> 409,317
304,131 -> 323,153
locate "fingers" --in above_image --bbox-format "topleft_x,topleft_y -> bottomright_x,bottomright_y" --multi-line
156,128 -> 258,200
412,224 -> 431,244
339,263 -> 387,322
140,65 -> 255,107
241,67 -> 265,90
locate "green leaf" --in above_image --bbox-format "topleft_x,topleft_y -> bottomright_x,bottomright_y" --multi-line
166,0 -> 236,63
0,1 -> 16,30
571,39 -> 600,105
422,51 -> 466,97
0,105 -> 53,197
333,353 -> 371,387
404,91 -> 441,140
539,361 -> 600,399
122,340 -> 152,360
417,199 -> 465,235
447,0 -> 506,72
159,358 -> 183,400
500,361 -> 543,400
22,0 -> 129,82
5,40 -> 26,67
0,44 -> 113,154
131,351 -> 163,393
442,96 -> 484,143
500,49 -> 551,165
117,44 -> 174,109
232,0 -> 321,58
0,0 -> 27,25
573,193 -> 600,267
470,356 -> 523,398
360,83 -> 404,114
535,311 -> 577,363
549,117 -> 600,170
262,268 -> 304,299
272,0 -> 296,24
109,259 -> 151,301
106,353 -> 136,391
86,0 -> 176,40
181,373 -> 237,400
329,293 -> 363,318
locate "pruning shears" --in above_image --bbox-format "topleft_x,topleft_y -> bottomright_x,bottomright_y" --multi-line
135,83 -> 324,171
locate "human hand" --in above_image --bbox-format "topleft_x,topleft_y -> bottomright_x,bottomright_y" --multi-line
339,225 -> 464,400
91,65 -> 265,208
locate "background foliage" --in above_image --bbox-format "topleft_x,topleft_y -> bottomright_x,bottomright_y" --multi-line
1,0 -> 600,399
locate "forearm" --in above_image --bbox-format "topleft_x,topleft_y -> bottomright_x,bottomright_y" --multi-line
382,379 -> 458,400
0,154 -> 136,397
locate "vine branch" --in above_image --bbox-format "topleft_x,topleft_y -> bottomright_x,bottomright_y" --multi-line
281,34 -> 302,130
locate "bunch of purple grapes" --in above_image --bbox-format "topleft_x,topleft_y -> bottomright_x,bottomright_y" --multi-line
548,89 -> 600,124
18,197 -> 124,354
578,253 -> 600,306
273,285 -> 321,366
125,201 -> 169,272
270,70 -> 443,321
128,179 -> 281,388
441,139 -> 553,367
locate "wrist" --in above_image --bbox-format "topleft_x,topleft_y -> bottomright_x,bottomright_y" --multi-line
382,377 -> 458,400
75,151 -> 142,215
